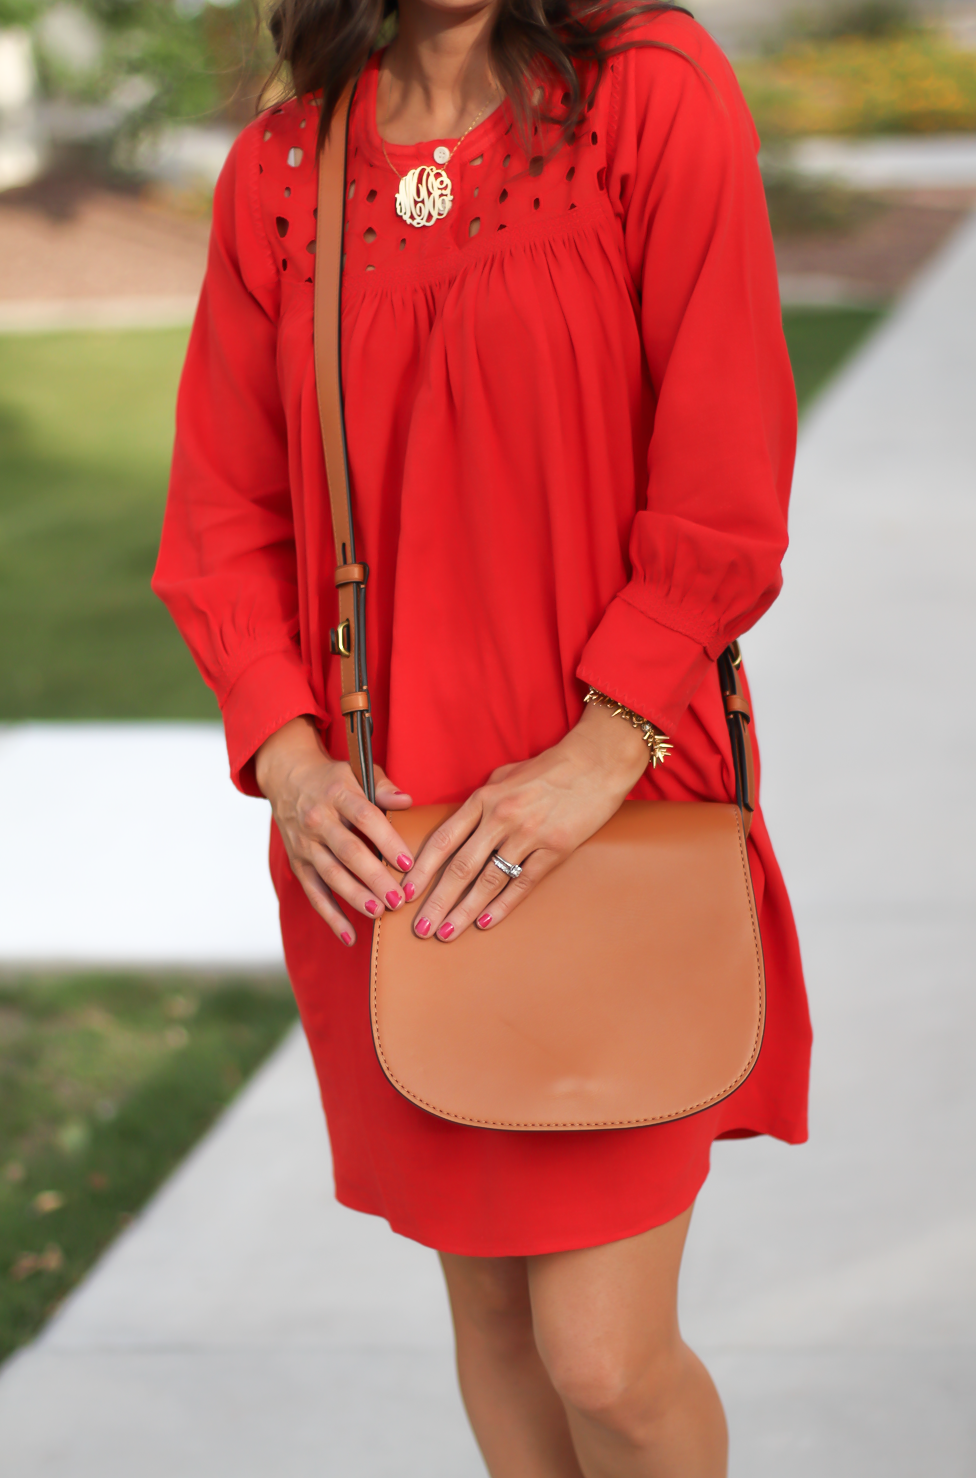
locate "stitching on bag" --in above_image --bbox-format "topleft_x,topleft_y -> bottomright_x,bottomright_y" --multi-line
371,807 -> 765,1129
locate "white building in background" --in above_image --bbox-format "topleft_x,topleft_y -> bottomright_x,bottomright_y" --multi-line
0,27 -> 46,190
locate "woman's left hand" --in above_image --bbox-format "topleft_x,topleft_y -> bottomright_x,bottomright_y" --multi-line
407,702 -> 651,941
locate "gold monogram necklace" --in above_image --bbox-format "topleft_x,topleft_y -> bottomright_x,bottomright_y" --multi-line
379,69 -> 498,229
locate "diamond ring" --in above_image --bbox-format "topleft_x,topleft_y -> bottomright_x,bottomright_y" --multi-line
491,853 -> 523,880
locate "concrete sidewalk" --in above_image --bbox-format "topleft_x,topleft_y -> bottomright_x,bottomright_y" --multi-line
1,213 -> 974,1474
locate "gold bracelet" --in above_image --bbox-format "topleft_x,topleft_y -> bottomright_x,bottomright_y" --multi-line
583,688 -> 674,768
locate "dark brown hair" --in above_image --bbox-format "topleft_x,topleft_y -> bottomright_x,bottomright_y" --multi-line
265,0 -> 686,149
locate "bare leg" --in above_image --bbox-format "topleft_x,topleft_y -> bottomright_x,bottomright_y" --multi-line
440,1251 -> 584,1478
439,1206 -> 725,1478
528,1208 -> 727,1478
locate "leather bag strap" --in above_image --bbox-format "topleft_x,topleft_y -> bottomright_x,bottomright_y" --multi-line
312,87 -> 756,833
314,76 -> 375,803
718,642 -> 755,835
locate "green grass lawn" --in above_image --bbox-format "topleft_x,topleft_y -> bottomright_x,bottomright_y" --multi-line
783,305 -> 884,411
0,307 -> 884,723
0,972 -> 296,1365
0,328 -> 214,722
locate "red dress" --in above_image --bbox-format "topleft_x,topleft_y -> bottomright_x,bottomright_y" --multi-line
154,14 -> 811,1256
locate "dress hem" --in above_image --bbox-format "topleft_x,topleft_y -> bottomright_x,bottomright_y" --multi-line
333,1160 -> 709,1259
330,1112 -> 807,1258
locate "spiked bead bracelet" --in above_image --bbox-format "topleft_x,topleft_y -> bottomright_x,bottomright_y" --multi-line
583,689 -> 674,768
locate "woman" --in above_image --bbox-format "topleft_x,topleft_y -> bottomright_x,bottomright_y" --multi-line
154,0 -> 811,1469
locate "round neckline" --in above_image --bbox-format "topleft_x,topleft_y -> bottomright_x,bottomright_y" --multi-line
360,49 -> 513,168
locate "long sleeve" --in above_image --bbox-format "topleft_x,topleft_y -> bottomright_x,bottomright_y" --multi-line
577,19 -> 796,736
152,122 -> 326,794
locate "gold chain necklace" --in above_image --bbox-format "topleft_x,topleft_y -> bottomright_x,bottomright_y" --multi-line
379,72 -> 497,229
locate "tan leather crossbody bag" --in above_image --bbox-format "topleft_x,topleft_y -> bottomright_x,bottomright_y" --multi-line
313,84 -> 764,1131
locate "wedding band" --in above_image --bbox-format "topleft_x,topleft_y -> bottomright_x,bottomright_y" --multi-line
491,852 -> 523,880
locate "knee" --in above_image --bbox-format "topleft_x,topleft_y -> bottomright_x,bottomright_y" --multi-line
540,1332 -> 683,1443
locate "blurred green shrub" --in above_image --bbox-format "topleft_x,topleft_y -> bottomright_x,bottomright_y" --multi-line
0,1 -> 41,26
14,0 -> 274,130
782,0 -> 919,42
739,2 -> 976,138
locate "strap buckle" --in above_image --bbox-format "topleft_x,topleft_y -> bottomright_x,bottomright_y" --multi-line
330,620 -> 352,658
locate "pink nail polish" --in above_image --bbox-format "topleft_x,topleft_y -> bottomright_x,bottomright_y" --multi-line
416,917 -> 431,937
341,931 -> 353,946
386,890 -> 401,909
365,899 -> 378,916
404,882 -> 416,901
477,913 -> 492,929
437,922 -> 455,940
396,853 -> 413,871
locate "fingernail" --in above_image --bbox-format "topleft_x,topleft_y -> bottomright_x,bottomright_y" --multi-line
365,899 -> 379,916
396,853 -> 413,871
404,882 -> 416,901
341,931 -> 353,946
386,890 -> 401,909
477,913 -> 492,929
416,917 -> 431,937
437,922 -> 455,940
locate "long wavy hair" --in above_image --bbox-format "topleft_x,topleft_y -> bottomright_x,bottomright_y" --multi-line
265,0 -> 685,149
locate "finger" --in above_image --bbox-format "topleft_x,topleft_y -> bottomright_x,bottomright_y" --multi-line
408,795 -> 485,898
294,859 -> 357,947
305,840 -> 397,919
469,850 -> 562,931
413,824 -> 505,940
424,849 -> 514,940
330,783 -> 416,879
321,828 -> 407,913
373,764 -> 412,811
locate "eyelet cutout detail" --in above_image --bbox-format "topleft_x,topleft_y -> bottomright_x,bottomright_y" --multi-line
264,88 -> 607,282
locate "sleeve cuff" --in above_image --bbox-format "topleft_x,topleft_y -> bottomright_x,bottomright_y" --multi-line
576,594 -> 713,735
220,647 -> 328,796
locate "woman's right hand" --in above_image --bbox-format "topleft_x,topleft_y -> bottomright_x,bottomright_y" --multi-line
255,716 -> 415,947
